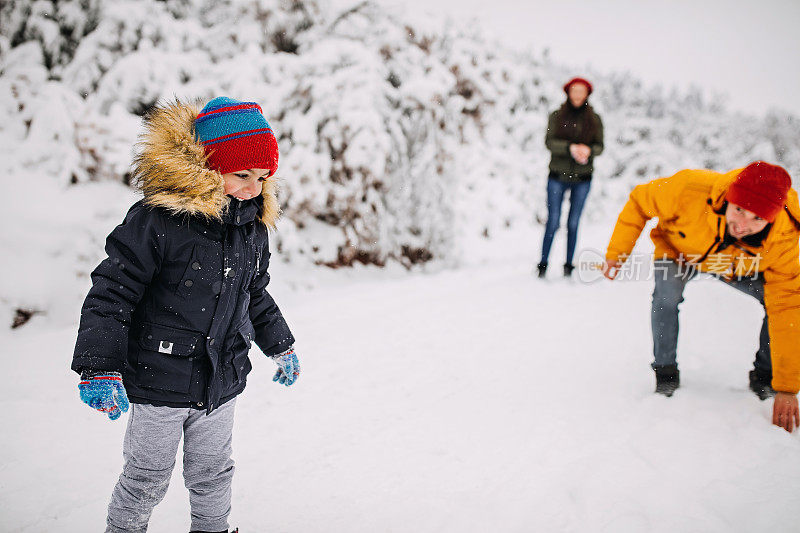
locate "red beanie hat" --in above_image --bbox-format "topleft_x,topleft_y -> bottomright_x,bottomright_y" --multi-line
194,96 -> 278,175
563,77 -> 593,95
726,161 -> 792,222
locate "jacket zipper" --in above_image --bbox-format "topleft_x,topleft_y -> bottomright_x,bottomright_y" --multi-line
692,217 -> 722,264
731,243 -> 757,256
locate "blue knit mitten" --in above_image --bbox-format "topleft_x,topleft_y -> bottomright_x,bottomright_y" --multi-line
271,347 -> 300,386
79,371 -> 130,420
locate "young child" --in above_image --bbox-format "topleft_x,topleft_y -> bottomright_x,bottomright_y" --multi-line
72,96 -> 299,533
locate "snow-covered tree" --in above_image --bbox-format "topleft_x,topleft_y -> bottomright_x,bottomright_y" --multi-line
1,0 -> 798,270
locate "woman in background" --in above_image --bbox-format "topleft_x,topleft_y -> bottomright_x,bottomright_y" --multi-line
537,77 -> 604,278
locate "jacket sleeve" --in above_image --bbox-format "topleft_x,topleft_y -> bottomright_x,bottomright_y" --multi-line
762,236 -> 800,394
606,171 -> 687,262
72,203 -> 165,374
545,111 -> 571,156
249,240 -> 295,357
590,114 -> 604,157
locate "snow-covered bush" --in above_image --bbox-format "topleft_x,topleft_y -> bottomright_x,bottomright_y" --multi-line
1,0 -> 103,71
1,0 -> 799,274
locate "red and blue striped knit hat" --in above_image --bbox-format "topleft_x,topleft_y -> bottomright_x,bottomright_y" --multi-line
194,96 -> 279,175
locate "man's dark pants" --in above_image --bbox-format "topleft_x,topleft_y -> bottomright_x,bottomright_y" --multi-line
651,259 -> 771,377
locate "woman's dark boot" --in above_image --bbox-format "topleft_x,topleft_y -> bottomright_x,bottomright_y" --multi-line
536,262 -> 548,278
563,263 -> 575,277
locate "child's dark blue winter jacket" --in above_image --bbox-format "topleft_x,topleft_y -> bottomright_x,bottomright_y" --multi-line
72,102 -> 294,413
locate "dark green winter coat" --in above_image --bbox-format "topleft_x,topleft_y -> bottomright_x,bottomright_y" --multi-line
545,102 -> 604,183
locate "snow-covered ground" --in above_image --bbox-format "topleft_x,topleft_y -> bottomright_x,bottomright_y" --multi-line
2,220 -> 799,533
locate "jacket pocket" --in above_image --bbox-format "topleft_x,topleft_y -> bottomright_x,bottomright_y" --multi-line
135,323 -> 204,393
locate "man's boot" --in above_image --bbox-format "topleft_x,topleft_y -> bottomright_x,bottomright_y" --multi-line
654,365 -> 680,397
749,369 -> 775,401
563,263 -> 575,277
536,262 -> 547,278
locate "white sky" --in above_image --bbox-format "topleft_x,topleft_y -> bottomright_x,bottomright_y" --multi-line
365,0 -> 800,117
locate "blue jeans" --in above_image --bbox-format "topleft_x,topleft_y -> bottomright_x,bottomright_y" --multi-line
651,260 -> 771,375
540,176 -> 592,265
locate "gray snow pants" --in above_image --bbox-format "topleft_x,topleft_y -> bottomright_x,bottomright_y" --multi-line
105,399 -> 236,533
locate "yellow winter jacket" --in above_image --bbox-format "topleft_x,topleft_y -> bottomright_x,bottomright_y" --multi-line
606,167 -> 800,393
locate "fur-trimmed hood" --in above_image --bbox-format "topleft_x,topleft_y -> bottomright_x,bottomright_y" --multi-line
132,99 -> 280,229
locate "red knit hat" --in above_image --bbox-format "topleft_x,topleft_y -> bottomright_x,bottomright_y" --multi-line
726,161 -> 792,222
194,96 -> 278,175
563,77 -> 593,95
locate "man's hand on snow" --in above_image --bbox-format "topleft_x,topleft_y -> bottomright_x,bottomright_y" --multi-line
772,392 -> 799,432
271,347 -> 300,387
602,260 -> 622,280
